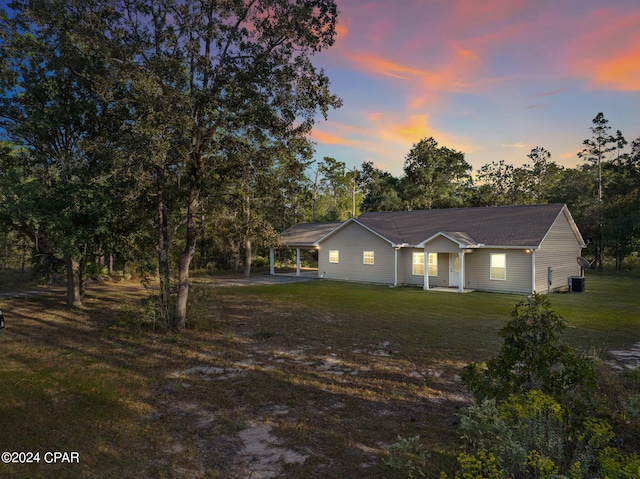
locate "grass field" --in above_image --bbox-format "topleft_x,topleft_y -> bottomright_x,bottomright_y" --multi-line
0,272 -> 639,478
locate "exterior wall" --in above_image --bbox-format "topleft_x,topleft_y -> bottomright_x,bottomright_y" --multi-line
314,210 -> 582,294
384,245 -> 534,294
318,222 -> 395,284
534,211 -> 583,293
464,249 -> 533,294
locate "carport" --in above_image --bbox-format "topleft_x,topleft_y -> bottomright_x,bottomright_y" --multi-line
270,222 -> 341,277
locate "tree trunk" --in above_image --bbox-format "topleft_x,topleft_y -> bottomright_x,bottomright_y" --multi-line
174,160 -> 202,329
66,255 -> 83,308
156,165 -> 171,316
244,236 -> 251,279
244,197 -> 251,279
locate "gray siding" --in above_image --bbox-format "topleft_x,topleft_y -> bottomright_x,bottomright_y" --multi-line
535,210 -> 583,293
464,249 -> 533,294
318,222 -> 395,284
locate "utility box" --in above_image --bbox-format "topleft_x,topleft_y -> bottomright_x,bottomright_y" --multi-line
569,276 -> 585,293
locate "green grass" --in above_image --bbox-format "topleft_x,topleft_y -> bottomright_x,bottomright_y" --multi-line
205,272 -> 640,358
0,271 -> 638,478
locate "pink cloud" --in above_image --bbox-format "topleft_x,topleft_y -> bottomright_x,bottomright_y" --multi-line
564,8 -> 640,90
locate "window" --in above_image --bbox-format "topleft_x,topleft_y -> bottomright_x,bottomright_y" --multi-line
363,251 -> 374,265
490,253 -> 506,280
412,252 -> 424,275
329,250 -> 339,263
413,253 -> 437,276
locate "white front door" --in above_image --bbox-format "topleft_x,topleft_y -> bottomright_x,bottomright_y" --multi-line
449,253 -> 460,287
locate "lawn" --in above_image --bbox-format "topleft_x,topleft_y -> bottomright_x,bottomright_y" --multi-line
0,272 -> 638,478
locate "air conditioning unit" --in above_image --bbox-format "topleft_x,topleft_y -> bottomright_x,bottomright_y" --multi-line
569,276 -> 585,293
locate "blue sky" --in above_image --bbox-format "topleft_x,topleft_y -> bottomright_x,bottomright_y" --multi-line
309,0 -> 640,176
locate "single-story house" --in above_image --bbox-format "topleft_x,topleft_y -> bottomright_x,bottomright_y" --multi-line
272,203 -> 586,295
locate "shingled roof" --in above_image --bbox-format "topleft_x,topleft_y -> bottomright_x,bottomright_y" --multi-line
277,204 -> 583,250
278,222 -> 342,247
354,203 -> 578,248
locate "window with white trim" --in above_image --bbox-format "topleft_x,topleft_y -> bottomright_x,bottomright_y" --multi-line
490,253 -> 506,280
363,251 -> 374,265
412,252 -> 424,275
412,252 -> 437,276
329,250 -> 339,263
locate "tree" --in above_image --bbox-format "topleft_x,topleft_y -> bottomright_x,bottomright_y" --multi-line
116,0 -> 341,328
522,146 -> 562,204
314,156 -> 355,220
578,113 -> 618,270
603,136 -> 640,269
0,0 -> 132,306
401,137 -> 471,210
472,148 -> 561,207
221,136 -> 313,278
359,161 -> 402,212
474,160 -> 518,206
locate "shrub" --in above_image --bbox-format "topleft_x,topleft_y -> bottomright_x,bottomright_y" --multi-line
382,435 -> 429,478
461,294 -> 596,407
443,295 -> 640,479
439,449 -> 504,479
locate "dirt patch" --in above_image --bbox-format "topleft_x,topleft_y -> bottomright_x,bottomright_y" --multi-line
236,420 -> 308,478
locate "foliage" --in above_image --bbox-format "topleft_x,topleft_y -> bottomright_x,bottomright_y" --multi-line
462,294 -> 596,405
439,449 -> 504,479
401,137 -> 471,210
382,435 -> 430,478
440,293 -> 640,479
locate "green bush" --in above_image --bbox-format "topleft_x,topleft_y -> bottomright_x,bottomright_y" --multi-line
382,435 -> 430,478
461,294 -> 596,407
442,295 -> 640,479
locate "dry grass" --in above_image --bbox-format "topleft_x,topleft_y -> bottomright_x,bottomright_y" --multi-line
1,272 -> 639,478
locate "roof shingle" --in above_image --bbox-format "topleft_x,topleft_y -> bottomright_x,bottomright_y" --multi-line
356,203 -> 570,247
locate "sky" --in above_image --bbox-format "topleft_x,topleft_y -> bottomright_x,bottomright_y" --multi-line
309,0 -> 640,177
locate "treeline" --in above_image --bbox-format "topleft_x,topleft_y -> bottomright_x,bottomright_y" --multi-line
309,113 -> 640,273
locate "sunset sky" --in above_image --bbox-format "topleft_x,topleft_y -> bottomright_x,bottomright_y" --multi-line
310,0 -> 640,176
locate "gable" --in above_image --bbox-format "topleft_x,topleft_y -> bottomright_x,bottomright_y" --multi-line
421,235 -> 462,253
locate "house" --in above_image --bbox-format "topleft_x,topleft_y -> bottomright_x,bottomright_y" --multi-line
273,204 -> 586,295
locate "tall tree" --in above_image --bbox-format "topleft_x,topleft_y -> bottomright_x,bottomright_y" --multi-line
473,160 -> 517,206
118,0 -> 341,328
315,156 -> 354,220
578,113 -> 618,270
522,146 -> 562,204
0,0 -> 128,306
359,161 -> 402,212
602,135 -> 640,269
401,137 -> 471,210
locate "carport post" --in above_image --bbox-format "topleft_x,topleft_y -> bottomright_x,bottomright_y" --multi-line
296,248 -> 301,277
269,247 -> 275,275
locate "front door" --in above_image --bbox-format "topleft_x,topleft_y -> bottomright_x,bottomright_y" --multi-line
449,253 -> 460,288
